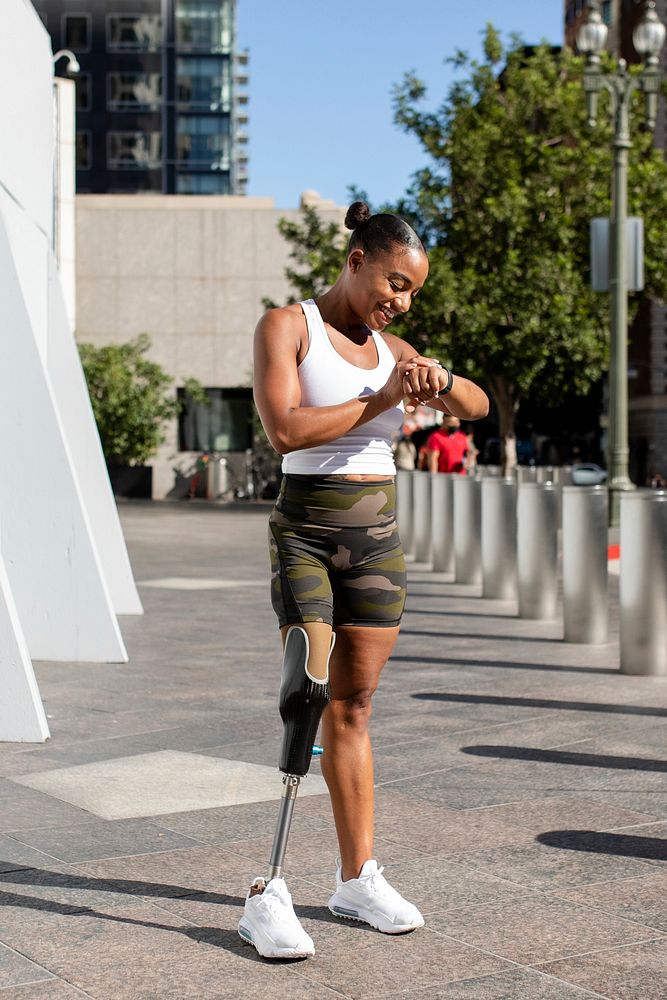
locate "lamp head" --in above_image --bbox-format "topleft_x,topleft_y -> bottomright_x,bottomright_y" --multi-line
633,1 -> 666,61
576,1 -> 608,56
52,49 -> 80,74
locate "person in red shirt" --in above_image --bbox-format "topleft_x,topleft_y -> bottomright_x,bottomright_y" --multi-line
427,415 -> 469,474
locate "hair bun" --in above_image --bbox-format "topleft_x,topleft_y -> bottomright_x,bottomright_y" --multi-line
344,201 -> 372,231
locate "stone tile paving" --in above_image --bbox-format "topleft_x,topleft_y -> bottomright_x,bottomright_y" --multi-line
0,501 -> 665,999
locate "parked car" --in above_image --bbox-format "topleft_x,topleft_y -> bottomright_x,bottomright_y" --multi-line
571,463 -> 607,486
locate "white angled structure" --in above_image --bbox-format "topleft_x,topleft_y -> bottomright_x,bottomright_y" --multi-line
0,0 -> 142,741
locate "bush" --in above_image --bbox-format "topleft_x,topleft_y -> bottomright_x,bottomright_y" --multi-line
79,334 -> 183,466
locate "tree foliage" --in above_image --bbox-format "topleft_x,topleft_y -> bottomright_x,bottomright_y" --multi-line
393,28 -> 667,466
262,205 -> 348,309
264,28 -> 667,471
79,335 -> 205,466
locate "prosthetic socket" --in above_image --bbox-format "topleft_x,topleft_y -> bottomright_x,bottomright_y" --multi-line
265,626 -> 334,882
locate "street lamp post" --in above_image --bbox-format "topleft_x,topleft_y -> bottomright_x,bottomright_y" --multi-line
577,0 -> 665,526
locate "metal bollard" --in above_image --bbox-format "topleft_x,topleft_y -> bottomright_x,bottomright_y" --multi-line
431,473 -> 455,573
562,486 -> 608,643
518,465 -> 538,484
396,469 -> 414,557
412,470 -> 432,564
481,478 -> 517,600
537,466 -> 556,484
620,490 -> 667,676
453,476 -> 482,584
517,483 -> 558,619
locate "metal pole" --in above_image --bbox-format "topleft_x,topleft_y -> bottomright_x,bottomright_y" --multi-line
481,477 -> 517,600
608,69 -> 635,526
517,483 -> 558,619
396,469 -> 414,557
412,470 -> 432,564
268,775 -> 300,880
562,485 -> 608,643
620,489 -> 667,676
431,473 -> 455,573
453,476 -> 482,584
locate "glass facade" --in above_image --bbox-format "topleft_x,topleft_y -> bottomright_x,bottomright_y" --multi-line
107,73 -> 162,111
176,174 -> 230,193
176,0 -> 233,53
76,131 -> 91,170
177,57 -> 232,110
37,1 -> 247,195
63,13 -> 90,50
177,116 -> 230,168
106,15 -> 162,52
75,73 -> 91,111
107,132 -> 162,170
178,388 -> 253,452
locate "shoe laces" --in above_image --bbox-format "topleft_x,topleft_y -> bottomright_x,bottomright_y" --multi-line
359,865 -> 389,895
260,888 -> 291,921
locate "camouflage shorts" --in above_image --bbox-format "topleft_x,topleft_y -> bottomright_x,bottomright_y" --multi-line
268,476 -> 407,629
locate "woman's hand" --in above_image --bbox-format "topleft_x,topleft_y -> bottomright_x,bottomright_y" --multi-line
402,363 -> 448,412
379,356 -> 441,410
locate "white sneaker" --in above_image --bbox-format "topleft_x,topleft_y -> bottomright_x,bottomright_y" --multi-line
328,860 -> 424,934
238,877 -> 315,959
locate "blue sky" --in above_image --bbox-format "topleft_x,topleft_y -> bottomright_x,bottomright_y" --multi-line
238,1 -> 564,209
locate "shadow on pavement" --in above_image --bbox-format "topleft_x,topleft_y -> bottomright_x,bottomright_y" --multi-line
537,829 -> 667,861
412,691 -> 667,717
399,629 -> 565,645
0,867 -> 339,963
461,745 -> 667,772
395,656 -> 616,676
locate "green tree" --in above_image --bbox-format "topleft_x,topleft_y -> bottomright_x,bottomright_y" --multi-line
393,27 -> 667,469
79,334 -> 206,466
262,203 -> 348,309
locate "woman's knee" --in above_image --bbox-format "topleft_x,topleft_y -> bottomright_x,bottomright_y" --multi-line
328,688 -> 376,730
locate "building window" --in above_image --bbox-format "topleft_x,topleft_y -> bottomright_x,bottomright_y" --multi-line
177,57 -> 231,110
177,173 -> 230,193
602,0 -> 612,26
63,13 -> 90,51
107,132 -> 162,169
176,0 -> 233,53
76,132 -> 92,170
107,14 -> 162,51
178,388 -> 252,452
75,73 -> 91,112
177,115 -> 230,167
108,73 -> 162,110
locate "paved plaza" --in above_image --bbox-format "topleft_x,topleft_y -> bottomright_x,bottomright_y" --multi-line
0,501 -> 666,999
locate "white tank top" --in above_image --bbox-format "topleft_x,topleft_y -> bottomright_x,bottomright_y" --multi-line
281,300 -> 403,475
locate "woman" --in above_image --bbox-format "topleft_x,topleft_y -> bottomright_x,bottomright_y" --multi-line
242,202 -> 488,958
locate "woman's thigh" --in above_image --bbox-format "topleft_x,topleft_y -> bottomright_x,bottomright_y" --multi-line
328,624 -> 401,700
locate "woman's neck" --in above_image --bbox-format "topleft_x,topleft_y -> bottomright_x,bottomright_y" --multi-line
315,283 -> 369,342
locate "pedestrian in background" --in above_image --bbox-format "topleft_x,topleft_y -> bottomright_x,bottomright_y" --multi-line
427,414 -> 469,474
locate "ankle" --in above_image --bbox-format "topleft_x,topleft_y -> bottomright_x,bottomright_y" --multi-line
340,860 -> 368,882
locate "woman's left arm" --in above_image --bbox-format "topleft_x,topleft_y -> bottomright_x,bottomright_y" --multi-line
384,334 -> 489,421
420,373 -> 489,421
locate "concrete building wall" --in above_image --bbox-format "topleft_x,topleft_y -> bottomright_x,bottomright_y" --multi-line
75,191 -> 346,497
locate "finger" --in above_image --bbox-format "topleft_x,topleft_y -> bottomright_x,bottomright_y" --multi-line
406,355 -> 440,368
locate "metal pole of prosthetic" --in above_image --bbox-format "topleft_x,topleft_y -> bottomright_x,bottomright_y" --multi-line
268,775 -> 300,880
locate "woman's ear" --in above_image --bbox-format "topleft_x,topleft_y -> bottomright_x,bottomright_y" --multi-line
347,248 -> 365,273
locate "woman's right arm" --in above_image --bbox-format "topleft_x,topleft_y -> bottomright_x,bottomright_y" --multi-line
254,309 -> 423,456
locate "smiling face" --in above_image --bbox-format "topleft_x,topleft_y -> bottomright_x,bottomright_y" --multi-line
346,244 -> 429,331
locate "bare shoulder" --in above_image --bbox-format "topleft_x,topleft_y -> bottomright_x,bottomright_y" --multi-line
255,304 -> 306,349
381,331 -> 418,362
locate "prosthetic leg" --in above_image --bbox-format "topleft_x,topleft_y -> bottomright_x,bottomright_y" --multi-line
239,625 -> 335,957
268,625 -> 335,879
